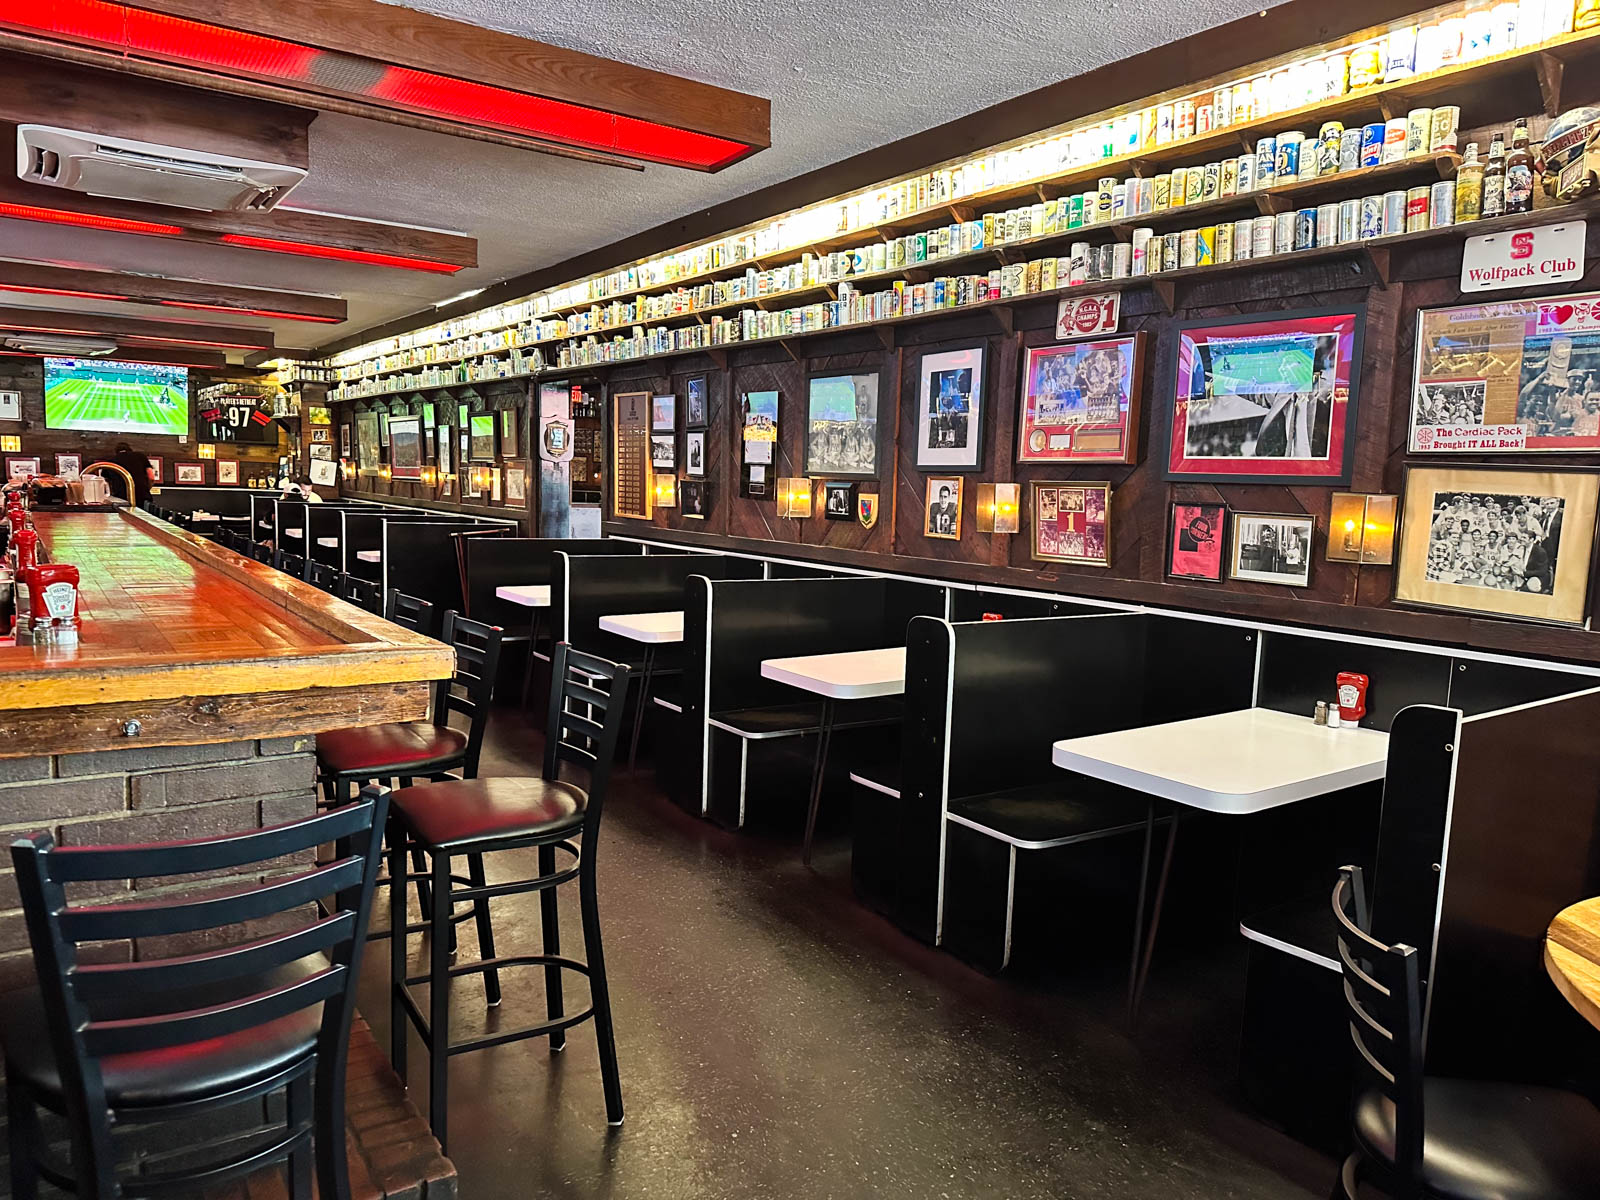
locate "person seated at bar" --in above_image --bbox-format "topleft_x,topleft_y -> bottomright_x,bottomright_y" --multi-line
107,442 -> 155,507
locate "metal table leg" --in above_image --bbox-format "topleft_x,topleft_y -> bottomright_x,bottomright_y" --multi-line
1128,807 -> 1179,1026
801,697 -> 836,866
628,644 -> 657,772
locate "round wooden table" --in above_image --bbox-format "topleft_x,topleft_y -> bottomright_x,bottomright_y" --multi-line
1545,897 -> 1600,1030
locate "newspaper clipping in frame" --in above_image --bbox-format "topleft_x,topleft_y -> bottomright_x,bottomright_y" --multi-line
1410,292 -> 1600,454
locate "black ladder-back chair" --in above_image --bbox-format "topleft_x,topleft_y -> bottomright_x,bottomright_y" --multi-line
275,550 -> 308,580
387,642 -> 632,1153
2,789 -> 390,1200
307,560 -> 342,594
1331,866 -> 1600,1199
251,542 -> 274,565
341,574 -> 384,614
385,588 -> 440,639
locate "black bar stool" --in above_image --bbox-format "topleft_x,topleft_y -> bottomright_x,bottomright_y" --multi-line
386,642 -> 632,1153
275,549 -> 308,580
308,560 -> 342,594
1331,866 -> 1600,1199
341,574 -> 384,614
2,789 -> 389,1200
385,588 -> 441,638
251,542 -> 274,564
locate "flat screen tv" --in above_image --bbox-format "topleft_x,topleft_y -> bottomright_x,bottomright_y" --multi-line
43,358 -> 189,436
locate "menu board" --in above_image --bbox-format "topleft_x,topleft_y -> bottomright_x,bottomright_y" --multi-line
612,390 -> 653,519
1411,291 -> 1600,454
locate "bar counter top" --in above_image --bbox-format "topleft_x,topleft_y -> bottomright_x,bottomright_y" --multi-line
0,507 -> 453,757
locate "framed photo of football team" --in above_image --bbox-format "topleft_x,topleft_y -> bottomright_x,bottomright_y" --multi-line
805,369 -> 884,479
1029,481 -> 1112,566
1165,307 -> 1363,485
1393,465 -> 1599,626
1018,333 -> 1146,465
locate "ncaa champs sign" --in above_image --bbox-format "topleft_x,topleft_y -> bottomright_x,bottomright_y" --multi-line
1055,293 -> 1120,340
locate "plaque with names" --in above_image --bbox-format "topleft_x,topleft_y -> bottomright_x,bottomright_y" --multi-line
613,390 -> 653,519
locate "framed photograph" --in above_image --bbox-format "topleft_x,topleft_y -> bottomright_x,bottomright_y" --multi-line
437,428 -> 452,476
1411,291 -> 1600,453
1165,307 -> 1363,484
309,459 -> 338,487
147,456 -> 163,484
216,460 -> 239,485
925,477 -> 963,539
681,478 -> 708,518
54,453 -> 81,479
310,443 -> 334,461
1019,334 -> 1146,464
499,407 -> 520,458
1394,465 -> 1599,626
742,390 -> 778,466
4,456 -> 39,482
1030,481 -> 1112,566
651,393 -> 676,434
387,415 -> 424,480
1167,501 -> 1226,581
505,464 -> 527,504
311,427 -> 331,444
0,391 -> 19,421
175,461 -> 205,485
378,411 -> 390,448
356,412 -> 381,474
339,423 -> 352,457
469,414 -> 497,463
489,467 -> 503,502
916,345 -> 985,470
684,431 -> 706,478
805,370 -> 884,478
1229,512 -> 1315,587
651,435 -> 676,470
823,480 -> 856,520
685,376 -> 709,429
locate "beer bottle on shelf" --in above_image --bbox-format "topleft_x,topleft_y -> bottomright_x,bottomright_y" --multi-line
1482,131 -> 1507,219
1456,142 -> 1485,221
1505,118 -> 1534,215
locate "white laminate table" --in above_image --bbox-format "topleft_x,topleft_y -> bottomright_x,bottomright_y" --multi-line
761,647 -> 907,862
1051,708 -> 1390,816
317,537 -> 338,548
495,584 -> 551,608
1052,706 -> 1391,1017
284,527 -> 303,538
599,612 -> 685,768
356,549 -> 381,564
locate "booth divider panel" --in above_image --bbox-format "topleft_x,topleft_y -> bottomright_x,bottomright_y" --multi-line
1140,615 -> 1258,726
899,614 -> 956,945
464,537 -> 640,624
1257,633 -> 1452,732
1445,658 -> 1594,716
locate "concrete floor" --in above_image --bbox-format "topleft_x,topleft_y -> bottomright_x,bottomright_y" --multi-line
358,711 -> 1336,1200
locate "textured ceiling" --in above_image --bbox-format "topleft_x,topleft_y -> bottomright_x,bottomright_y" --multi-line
0,0 -> 1278,357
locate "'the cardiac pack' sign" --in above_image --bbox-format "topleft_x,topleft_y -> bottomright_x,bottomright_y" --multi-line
1460,221 -> 1586,292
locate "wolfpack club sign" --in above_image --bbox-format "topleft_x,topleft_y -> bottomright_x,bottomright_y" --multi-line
1460,221 -> 1585,292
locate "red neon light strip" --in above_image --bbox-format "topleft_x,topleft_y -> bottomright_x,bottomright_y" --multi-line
0,201 -> 184,236
0,283 -> 131,302
158,300 -> 342,323
0,0 -> 751,169
217,234 -> 463,274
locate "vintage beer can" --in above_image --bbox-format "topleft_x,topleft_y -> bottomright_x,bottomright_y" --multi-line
1430,179 -> 1457,226
1179,228 -> 1199,268
1316,202 -> 1340,245
1233,217 -> 1256,259
1097,178 -> 1116,220
1359,122 -> 1385,167
1131,227 -> 1154,274
1339,198 -> 1361,242
1430,105 -> 1461,152
1156,104 -> 1175,144
1135,177 -> 1156,214
1348,42 -> 1383,88
1202,161 -> 1221,201
1140,107 -> 1159,150
1382,189 -> 1407,234
1275,131 -> 1304,179
1215,220 -> 1235,263
1163,231 -> 1182,271
1152,175 -> 1172,210
1175,99 -> 1196,139
1318,122 -> 1345,174
1323,52 -> 1349,96
1111,243 -> 1132,278
1197,103 -> 1214,135
1294,208 -> 1317,250
1232,81 -> 1255,123
1185,167 -> 1205,205
1196,225 -> 1216,265
1069,244 -> 1090,284
1382,117 -> 1409,163
1170,166 -> 1188,207
1405,108 -> 1433,156
1275,210 -> 1298,252
1359,194 -> 1385,238
1405,186 -> 1431,232
1112,184 -> 1129,220
1221,157 -> 1239,197
1237,153 -> 1257,193
1255,135 -> 1277,185
1251,214 -> 1277,257
1339,126 -> 1364,172
1214,87 -> 1233,128
1068,194 -> 1085,227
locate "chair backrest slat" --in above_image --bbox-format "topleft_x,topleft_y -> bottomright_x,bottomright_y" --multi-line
70,913 -> 355,1002
542,644 -> 630,831
60,858 -> 362,943
385,589 -> 439,638
435,611 -> 504,776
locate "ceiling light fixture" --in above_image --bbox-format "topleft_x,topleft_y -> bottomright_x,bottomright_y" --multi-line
0,283 -> 131,302
0,199 -> 184,236
0,0 -> 759,170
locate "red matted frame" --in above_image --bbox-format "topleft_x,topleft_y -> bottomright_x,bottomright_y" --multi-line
1018,333 -> 1146,465
174,461 -> 206,485
1164,307 -> 1363,484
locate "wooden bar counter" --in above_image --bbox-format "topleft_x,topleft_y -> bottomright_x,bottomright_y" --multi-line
0,506 -> 452,756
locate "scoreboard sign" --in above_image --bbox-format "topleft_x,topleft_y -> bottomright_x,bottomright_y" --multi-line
198,396 -> 277,443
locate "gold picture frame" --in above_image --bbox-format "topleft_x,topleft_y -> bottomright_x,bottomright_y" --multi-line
924,476 -> 963,539
1394,465 -> 1599,627
1029,481 -> 1112,566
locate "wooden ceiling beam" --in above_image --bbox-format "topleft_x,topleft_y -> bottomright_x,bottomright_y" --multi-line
0,262 -> 346,324
0,306 -> 275,351
0,345 -> 228,369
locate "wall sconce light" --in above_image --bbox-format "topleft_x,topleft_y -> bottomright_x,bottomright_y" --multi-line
653,473 -> 678,508
1327,492 -> 1398,564
776,477 -> 812,519
378,464 -> 392,481
976,483 -> 1020,534
419,464 -> 438,486
339,460 -> 355,480
0,436 -> 20,454
197,443 -> 216,459
471,466 -> 491,491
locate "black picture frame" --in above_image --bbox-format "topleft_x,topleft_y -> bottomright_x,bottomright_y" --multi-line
1165,500 -> 1227,582
914,343 -> 987,472
684,375 -> 709,430
802,366 -> 889,480
823,480 -> 856,520
1161,304 -> 1365,487
469,413 -> 498,463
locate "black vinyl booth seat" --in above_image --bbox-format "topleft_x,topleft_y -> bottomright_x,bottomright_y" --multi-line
1331,866 -> 1600,1200
386,642 -> 633,1154
1,790 -> 389,1200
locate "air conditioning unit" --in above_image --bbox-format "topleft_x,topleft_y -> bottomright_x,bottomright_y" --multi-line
2,334 -> 119,356
16,125 -> 306,212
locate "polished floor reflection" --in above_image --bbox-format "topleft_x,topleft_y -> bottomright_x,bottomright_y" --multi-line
357,711 -> 1332,1200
